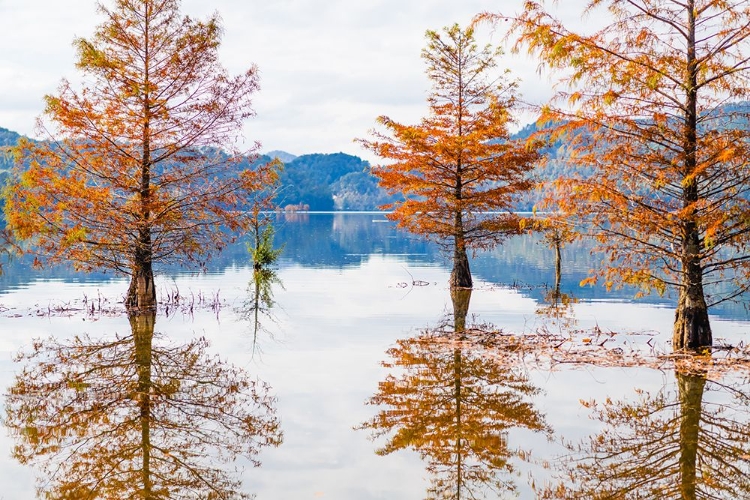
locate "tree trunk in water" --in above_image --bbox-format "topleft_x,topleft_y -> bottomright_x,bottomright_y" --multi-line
131,312 -> 155,499
450,204 -> 472,289
130,35 -> 155,314
674,288 -> 711,350
126,229 -> 156,312
450,243 -> 472,289
677,369 -> 706,500
126,261 -> 156,312
673,247 -> 711,350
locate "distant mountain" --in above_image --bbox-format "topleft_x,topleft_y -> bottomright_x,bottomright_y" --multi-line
0,128 -> 396,212
265,150 -> 297,163
0,127 -> 20,191
510,100 -> 750,210
0,127 -> 21,147
274,152 -> 400,211
4,100 -> 750,213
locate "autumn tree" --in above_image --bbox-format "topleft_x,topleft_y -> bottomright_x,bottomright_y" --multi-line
359,290 -> 550,498
536,367 -> 750,499
358,24 -> 540,289
4,0 -> 277,312
482,1 -> 750,348
5,314 -> 282,499
526,213 -> 578,293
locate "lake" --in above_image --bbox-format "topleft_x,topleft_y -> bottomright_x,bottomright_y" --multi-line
0,212 -> 748,499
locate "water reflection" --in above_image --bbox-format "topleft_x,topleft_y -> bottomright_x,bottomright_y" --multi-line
239,268 -> 283,355
361,289 -> 551,498
5,313 -> 282,499
4,213 -> 750,322
536,281 -> 577,332
539,366 -> 750,499
272,212 -> 435,268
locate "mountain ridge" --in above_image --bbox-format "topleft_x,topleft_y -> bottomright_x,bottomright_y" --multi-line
3,100 -> 749,211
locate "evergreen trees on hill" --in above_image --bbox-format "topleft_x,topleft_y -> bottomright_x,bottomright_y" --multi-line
0,127 -> 21,147
0,127 -> 394,212
274,152 -> 399,211
0,127 -> 21,189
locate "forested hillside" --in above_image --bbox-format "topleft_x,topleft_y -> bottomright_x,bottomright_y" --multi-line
0,127 -> 19,165
3,100 -> 749,212
0,127 -> 21,196
271,152 -> 400,211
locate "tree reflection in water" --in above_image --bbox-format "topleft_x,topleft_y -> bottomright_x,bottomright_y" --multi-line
534,245 -> 578,332
360,289 -> 551,498
535,282 -> 577,333
238,268 -> 283,356
538,364 -> 750,499
5,312 -> 282,499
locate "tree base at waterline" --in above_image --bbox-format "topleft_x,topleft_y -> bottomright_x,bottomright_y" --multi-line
673,300 -> 712,350
449,251 -> 472,289
126,271 -> 157,313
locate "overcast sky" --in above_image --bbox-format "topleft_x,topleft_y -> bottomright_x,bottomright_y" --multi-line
0,0 -> 590,162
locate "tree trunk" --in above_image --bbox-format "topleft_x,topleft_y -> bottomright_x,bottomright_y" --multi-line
673,232 -> 711,349
673,0 -> 711,351
450,245 -> 472,289
674,285 -> 711,349
450,165 -> 472,288
129,10 -> 156,314
127,265 -> 156,312
131,312 -> 156,499
126,229 -> 156,312
677,369 -> 706,500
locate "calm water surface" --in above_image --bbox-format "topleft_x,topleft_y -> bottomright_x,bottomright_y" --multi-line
0,213 -> 747,499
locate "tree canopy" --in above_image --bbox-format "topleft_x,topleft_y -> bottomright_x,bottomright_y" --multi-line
359,23 -> 540,288
4,0 -> 276,312
483,0 -> 750,348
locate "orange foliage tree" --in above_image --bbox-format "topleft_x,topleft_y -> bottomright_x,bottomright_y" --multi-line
481,0 -> 750,349
358,24 -> 540,288
4,0 -> 277,312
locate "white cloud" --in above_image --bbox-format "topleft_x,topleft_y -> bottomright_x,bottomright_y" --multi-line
0,0 -> 593,160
